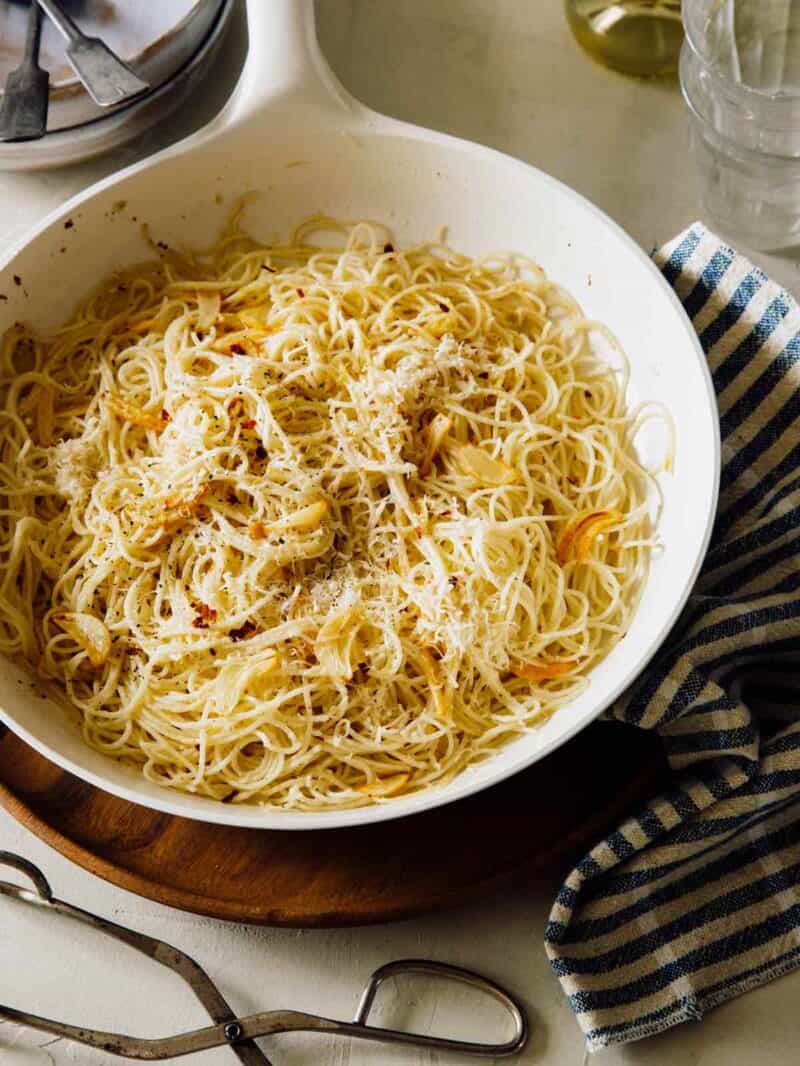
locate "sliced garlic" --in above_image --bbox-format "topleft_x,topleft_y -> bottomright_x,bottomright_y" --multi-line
356,772 -> 410,797
419,413 -> 452,477
512,660 -> 576,681
315,603 -> 362,680
53,611 -> 111,667
195,290 -> 221,330
557,509 -> 623,565
264,499 -> 329,533
419,647 -> 451,719
452,443 -> 519,486
575,512 -> 623,563
141,485 -> 208,541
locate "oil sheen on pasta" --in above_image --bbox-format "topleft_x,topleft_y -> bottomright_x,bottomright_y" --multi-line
0,213 -> 668,810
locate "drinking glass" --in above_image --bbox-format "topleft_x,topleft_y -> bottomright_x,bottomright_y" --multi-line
682,0 -> 800,249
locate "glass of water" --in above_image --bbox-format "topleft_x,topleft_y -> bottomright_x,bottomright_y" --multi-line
682,0 -> 800,249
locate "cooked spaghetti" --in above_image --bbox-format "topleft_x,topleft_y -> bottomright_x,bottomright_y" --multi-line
0,213 -> 668,810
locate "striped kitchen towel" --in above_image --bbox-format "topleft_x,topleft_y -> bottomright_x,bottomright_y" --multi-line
546,224 -> 800,1050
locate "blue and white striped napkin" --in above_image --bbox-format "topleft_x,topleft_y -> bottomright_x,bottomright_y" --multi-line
545,224 -> 800,1050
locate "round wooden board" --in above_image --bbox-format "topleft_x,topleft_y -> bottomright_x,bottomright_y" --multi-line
0,722 -> 666,927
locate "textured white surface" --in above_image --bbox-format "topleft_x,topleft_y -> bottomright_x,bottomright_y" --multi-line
1,2 -> 800,1064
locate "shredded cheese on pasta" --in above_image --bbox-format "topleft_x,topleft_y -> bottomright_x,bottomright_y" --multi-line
0,213 -> 669,809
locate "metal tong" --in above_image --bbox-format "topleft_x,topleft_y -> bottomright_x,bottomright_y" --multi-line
0,852 -> 529,1063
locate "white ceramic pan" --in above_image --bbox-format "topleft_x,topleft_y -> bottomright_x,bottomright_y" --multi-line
0,0 -> 719,829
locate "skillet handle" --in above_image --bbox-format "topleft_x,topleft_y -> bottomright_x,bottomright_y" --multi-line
223,0 -> 359,126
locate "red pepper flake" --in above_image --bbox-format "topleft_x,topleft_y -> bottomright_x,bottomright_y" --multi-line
242,418 -> 256,429
229,620 -> 256,642
296,288 -> 305,298
192,603 -> 217,628
161,409 -> 170,423
230,342 -> 246,355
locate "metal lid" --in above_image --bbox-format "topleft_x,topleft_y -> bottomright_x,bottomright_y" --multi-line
0,0 -> 225,132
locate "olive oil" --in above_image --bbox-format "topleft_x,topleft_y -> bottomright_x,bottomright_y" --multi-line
565,1 -> 684,77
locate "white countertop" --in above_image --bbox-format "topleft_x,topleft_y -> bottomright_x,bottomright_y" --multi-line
2,3 -> 799,1064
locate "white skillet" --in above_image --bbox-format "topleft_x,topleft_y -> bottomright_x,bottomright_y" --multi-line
0,0 -> 719,830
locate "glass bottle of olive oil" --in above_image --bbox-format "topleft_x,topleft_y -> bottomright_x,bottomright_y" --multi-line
565,1 -> 684,77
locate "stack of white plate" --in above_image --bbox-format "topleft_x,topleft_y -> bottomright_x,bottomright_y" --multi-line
0,0 -> 234,169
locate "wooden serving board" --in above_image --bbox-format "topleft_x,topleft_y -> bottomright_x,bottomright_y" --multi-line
0,722 -> 666,927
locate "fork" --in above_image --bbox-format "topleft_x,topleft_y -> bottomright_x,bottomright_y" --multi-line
35,0 -> 149,108
0,1 -> 49,140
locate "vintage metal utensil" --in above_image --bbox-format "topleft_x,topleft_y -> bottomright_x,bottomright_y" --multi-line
0,852 -> 529,1062
35,0 -> 150,108
0,2 -> 49,141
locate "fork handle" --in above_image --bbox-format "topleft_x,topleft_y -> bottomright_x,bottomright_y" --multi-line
34,0 -> 83,46
23,2 -> 45,66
